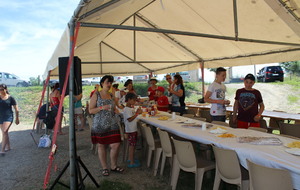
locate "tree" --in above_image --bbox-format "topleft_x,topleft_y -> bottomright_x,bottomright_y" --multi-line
280,61 -> 300,76
29,75 -> 41,86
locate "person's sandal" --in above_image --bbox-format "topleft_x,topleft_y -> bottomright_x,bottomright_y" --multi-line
111,166 -> 124,173
102,169 -> 109,176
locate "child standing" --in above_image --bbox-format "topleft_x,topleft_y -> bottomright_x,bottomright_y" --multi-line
156,87 -> 169,112
123,92 -> 142,167
204,67 -> 230,122
233,74 -> 265,129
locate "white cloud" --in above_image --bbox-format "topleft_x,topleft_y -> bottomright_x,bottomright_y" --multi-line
0,0 -> 78,80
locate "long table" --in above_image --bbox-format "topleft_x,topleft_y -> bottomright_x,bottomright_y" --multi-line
186,104 -> 300,121
138,112 -> 300,189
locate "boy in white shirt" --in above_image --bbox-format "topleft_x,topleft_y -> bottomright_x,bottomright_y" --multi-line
123,93 -> 142,167
204,67 -> 230,122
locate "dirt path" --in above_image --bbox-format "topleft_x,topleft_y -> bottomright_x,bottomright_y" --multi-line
0,124 -> 168,190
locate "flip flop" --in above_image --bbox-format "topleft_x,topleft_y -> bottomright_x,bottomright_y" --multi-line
110,166 -> 124,173
102,169 -> 109,176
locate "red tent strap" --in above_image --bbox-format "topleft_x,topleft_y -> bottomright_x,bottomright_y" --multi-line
43,22 -> 81,189
32,71 -> 51,131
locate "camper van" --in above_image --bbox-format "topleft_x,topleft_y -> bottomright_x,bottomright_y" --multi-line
0,72 -> 30,87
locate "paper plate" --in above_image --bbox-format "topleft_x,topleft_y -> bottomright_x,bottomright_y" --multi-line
285,148 -> 300,156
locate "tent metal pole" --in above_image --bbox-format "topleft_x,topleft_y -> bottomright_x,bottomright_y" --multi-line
100,42 -> 103,74
101,42 -> 152,71
82,60 -> 198,64
233,0 -> 239,41
80,22 -> 300,47
200,62 -> 205,99
205,47 -> 300,62
68,21 -> 77,190
136,13 -> 204,62
78,0 -> 120,21
133,14 -> 137,62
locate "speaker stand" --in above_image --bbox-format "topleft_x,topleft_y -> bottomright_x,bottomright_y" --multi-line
49,156 -> 99,189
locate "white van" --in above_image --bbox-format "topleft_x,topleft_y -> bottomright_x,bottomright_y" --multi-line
0,72 -> 30,87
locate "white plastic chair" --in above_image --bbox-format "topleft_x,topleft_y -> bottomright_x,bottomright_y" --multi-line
141,124 -> 162,168
171,137 -> 215,190
212,145 -> 249,190
247,159 -> 293,190
156,128 -> 175,177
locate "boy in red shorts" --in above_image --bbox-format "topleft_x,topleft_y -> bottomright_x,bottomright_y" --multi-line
123,93 -> 142,167
233,73 -> 265,129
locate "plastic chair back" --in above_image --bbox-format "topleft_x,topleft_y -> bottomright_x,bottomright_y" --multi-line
212,145 -> 242,184
172,137 -> 196,172
247,159 -> 293,190
142,124 -> 155,148
279,122 -> 300,138
157,128 -> 173,157
200,110 -> 212,123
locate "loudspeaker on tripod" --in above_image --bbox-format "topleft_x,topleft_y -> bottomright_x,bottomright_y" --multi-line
58,56 -> 82,96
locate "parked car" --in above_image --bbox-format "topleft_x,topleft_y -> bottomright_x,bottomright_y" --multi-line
133,75 -> 149,83
114,76 -> 126,83
171,71 -> 191,82
257,66 -> 284,82
48,79 -> 59,87
0,72 -> 30,87
82,79 -> 91,86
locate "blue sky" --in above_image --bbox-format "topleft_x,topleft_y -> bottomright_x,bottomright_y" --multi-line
0,1 -> 279,82
0,0 -> 78,80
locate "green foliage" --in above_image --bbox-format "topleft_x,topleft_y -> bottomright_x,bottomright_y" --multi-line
29,75 -> 42,86
288,95 -> 299,104
280,61 -> 300,76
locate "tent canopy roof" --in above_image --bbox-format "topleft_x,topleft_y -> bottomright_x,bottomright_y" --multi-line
44,0 -> 300,78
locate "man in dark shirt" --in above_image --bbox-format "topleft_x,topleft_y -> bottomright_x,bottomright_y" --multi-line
233,74 -> 265,129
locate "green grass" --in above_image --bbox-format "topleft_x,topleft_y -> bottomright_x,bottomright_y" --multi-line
287,95 -> 299,104
272,76 -> 300,89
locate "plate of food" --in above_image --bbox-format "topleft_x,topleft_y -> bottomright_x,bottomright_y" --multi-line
158,116 -> 169,121
184,119 -> 195,124
209,127 -> 228,134
217,133 -> 236,138
237,136 -> 282,145
285,148 -> 300,156
284,141 -> 300,148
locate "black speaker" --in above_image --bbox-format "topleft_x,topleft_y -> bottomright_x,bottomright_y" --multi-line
58,56 -> 82,96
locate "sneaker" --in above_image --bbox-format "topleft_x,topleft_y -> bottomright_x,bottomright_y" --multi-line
127,159 -> 140,164
0,152 -> 5,156
127,162 -> 141,168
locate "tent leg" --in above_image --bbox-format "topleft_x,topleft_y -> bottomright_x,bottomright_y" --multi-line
200,61 -> 205,98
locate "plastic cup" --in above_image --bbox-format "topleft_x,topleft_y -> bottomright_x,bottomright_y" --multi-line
172,112 -> 176,120
202,123 -> 207,131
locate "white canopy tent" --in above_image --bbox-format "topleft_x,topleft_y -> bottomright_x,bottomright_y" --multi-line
44,0 -> 300,79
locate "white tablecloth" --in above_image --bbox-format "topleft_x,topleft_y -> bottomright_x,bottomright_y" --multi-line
139,112 -> 300,189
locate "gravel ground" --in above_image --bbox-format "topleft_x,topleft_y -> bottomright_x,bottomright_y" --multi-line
0,83 -> 299,190
0,123 -> 170,190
